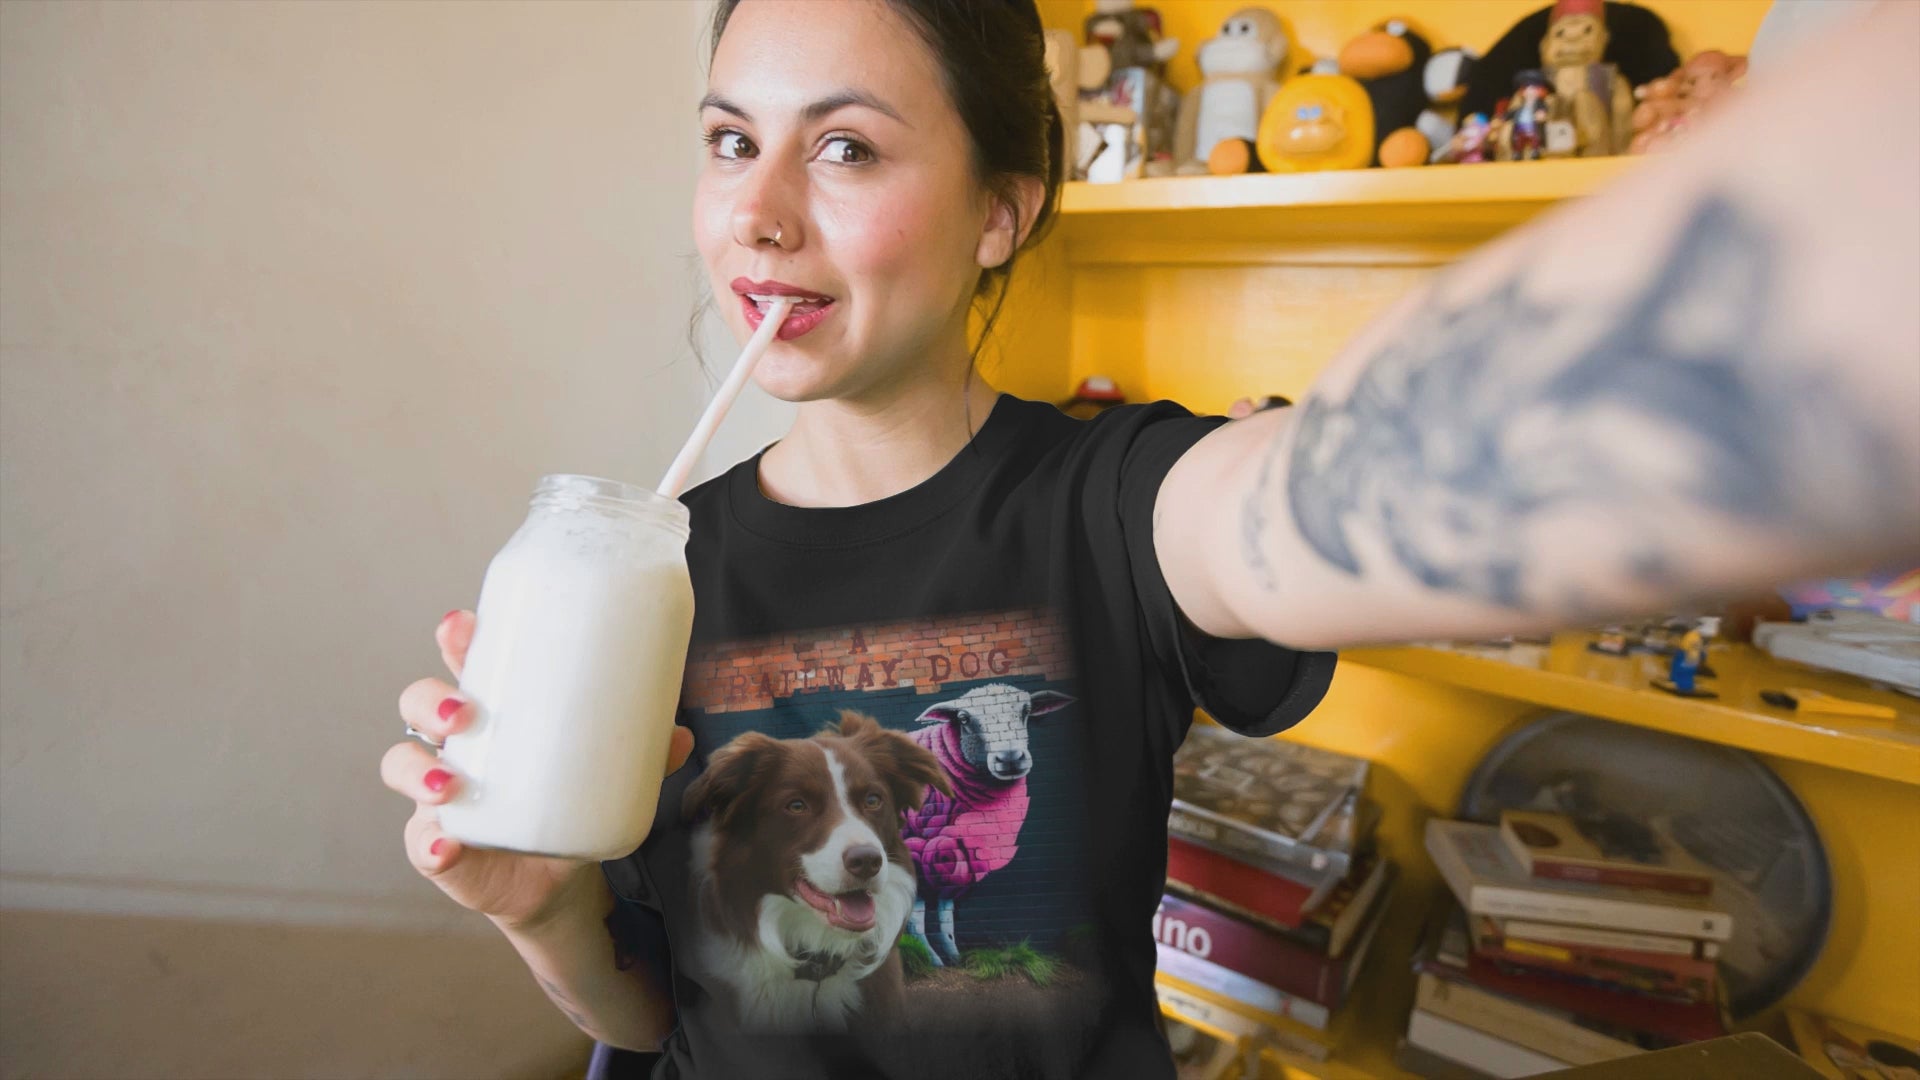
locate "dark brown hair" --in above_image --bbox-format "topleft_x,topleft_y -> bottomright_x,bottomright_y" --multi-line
701,0 -> 1065,372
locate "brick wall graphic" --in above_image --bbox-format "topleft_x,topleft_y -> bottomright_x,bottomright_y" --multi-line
680,607 -> 1092,955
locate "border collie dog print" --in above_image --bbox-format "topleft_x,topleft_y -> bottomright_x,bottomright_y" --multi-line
682,711 -> 952,1033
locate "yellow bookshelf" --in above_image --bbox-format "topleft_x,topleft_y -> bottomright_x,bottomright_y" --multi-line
1022,3 -> 1920,1074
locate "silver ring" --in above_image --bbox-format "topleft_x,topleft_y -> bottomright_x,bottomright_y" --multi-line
403,721 -> 443,750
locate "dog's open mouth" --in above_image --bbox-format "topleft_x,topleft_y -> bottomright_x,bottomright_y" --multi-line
793,876 -> 877,932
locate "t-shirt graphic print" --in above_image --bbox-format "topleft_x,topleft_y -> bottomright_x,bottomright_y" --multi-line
675,607 -> 1094,1038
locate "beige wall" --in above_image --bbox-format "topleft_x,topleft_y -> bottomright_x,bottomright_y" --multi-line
1,0 -> 730,1074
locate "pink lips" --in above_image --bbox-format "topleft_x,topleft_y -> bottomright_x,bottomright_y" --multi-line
732,277 -> 836,341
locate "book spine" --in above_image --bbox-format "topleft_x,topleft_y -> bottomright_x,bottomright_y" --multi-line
1157,892 -> 1342,1005
1167,879 -> 1333,952
1406,1010 -> 1571,1077
1417,955 -> 1724,1046
1154,944 -> 1332,1030
1471,883 -> 1733,941
1167,837 -> 1312,928
1496,936 -> 1716,989
1415,972 -> 1642,1067
1528,858 -> 1714,896
1168,804 -> 1347,880
1492,917 -> 1703,958
1478,941 -> 1713,1002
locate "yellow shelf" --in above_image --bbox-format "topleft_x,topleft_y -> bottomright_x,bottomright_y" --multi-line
1342,634 -> 1920,786
1053,159 -> 1635,264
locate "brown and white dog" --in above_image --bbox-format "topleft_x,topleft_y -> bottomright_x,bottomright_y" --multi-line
681,710 -> 952,1033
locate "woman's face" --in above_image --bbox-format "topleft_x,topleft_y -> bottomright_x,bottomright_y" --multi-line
696,0 -> 1016,403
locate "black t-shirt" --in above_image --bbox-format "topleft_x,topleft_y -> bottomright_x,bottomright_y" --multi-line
602,394 -> 1335,1079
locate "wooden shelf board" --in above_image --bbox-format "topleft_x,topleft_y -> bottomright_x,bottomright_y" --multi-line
1055,159 -> 1635,262
1342,634 -> 1920,785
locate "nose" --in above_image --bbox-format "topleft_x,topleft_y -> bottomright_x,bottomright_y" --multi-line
843,845 -> 883,881
729,155 -> 806,253
993,749 -> 1031,776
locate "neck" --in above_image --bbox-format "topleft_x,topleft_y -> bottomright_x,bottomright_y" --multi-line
757,360 -> 1003,509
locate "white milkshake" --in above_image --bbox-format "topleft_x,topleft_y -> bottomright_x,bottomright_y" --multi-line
437,475 -> 694,860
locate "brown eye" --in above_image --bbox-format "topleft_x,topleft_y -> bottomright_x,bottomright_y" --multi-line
820,136 -> 873,165
706,129 -> 754,160
864,792 -> 883,811
786,798 -> 807,814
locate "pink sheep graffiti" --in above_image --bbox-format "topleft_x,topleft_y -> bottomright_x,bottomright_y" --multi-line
900,683 -> 1076,966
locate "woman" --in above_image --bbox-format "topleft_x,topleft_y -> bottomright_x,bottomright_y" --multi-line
381,1 -> 1918,1076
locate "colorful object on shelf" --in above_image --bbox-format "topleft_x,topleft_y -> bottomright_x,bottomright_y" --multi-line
1057,375 -> 1126,420
1438,111 -> 1495,163
1255,60 -> 1374,173
1653,626 -> 1716,697
1204,136 -> 1264,176
1174,7 -> 1288,176
1082,0 -> 1181,179
1539,0 -> 1634,156
1494,70 -> 1570,161
1776,565 -> 1918,624
1630,49 -> 1748,154
1337,18 -> 1442,167
1459,1 -> 1678,131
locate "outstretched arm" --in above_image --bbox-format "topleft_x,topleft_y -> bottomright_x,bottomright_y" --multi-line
1155,2 -> 1920,651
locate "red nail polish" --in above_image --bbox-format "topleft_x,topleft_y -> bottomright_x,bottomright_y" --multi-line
430,839 -> 445,857
437,697 -> 463,721
424,769 -> 452,793
442,610 -> 460,624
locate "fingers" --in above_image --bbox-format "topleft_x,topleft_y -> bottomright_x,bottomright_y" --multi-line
437,609 -> 474,679
398,676 -> 475,743
665,726 -> 696,776
402,802 -> 463,876
1227,398 -> 1256,420
381,739 -> 463,805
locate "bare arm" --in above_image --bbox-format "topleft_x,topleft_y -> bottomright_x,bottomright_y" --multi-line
493,867 -> 678,1052
1157,1 -> 1920,651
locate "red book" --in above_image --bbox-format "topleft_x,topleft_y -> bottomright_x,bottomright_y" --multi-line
1418,952 -> 1728,1047
1156,891 -> 1363,1009
1475,937 -> 1716,1003
1167,835 -> 1314,930
1500,811 -> 1714,897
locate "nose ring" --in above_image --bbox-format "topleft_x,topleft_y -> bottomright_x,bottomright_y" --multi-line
762,226 -> 783,248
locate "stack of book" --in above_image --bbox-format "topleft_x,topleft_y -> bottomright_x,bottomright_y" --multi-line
1154,725 -> 1395,1063
1403,814 -> 1734,1077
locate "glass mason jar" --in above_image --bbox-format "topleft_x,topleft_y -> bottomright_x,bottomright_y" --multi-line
436,475 -> 695,860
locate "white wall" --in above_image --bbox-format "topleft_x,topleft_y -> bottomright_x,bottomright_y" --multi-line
0,0 -> 739,932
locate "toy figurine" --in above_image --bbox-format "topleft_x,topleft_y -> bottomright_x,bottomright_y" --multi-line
1539,0 -> 1634,155
1255,60 -> 1375,173
1630,49 -> 1748,154
1459,1 -> 1677,133
1174,8 -> 1288,176
1439,112 -> 1493,163
1058,376 -> 1126,420
1495,70 -> 1562,161
1338,19 -> 1442,167
1654,626 -> 1717,697
1084,0 -> 1181,177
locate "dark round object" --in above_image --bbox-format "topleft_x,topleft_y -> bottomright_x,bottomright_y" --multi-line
1458,711 -> 1832,1019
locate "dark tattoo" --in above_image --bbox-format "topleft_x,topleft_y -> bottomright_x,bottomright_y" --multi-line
540,976 -> 599,1038
1253,195 -> 1902,613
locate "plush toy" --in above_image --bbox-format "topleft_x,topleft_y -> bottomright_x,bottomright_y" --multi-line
1255,59 -> 1375,173
1459,1 -> 1678,133
1338,20 -> 1437,167
1174,8 -> 1288,176
1537,0 -> 1634,156
1085,0 -> 1177,73
1438,112 -> 1494,163
1630,49 -> 1748,154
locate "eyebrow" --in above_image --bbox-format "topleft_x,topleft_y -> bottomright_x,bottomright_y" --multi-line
698,89 -> 909,128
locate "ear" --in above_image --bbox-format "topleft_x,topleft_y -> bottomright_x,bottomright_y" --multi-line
851,724 -> 953,811
1029,690 -> 1077,717
976,175 -> 1046,272
680,732 -> 782,829
834,709 -> 879,739
913,703 -> 962,727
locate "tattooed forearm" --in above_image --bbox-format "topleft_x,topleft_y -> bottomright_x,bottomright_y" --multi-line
539,976 -> 601,1040
1248,194 -> 1908,615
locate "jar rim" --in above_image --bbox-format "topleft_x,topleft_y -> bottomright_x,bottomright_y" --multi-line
530,474 -> 690,529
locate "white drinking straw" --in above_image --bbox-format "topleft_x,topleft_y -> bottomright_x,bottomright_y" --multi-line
656,298 -> 794,499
